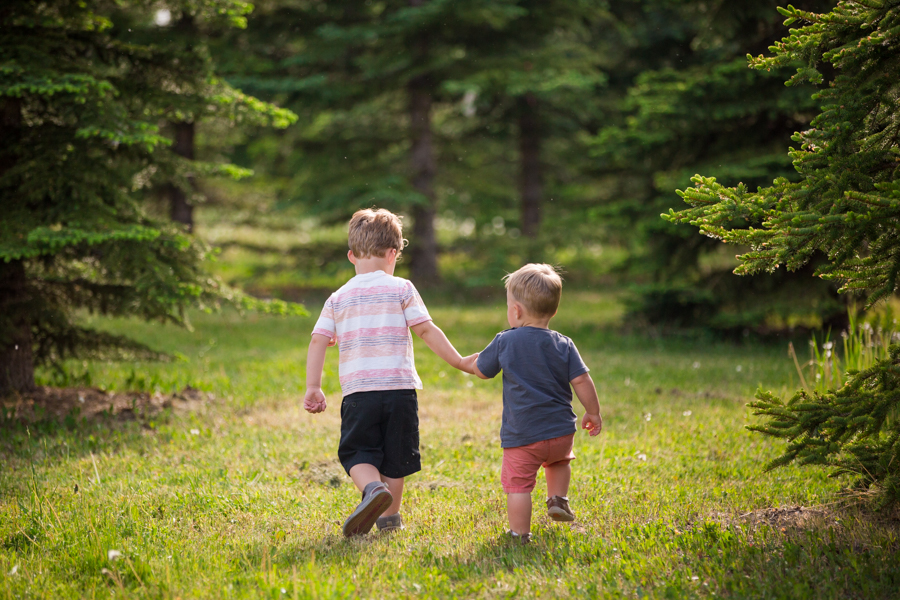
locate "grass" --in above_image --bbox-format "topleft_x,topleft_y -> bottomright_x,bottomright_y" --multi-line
2,290 -> 900,599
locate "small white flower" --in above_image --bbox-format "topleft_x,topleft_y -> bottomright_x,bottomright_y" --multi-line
682,410 -> 692,417
281,588 -> 287,594
637,453 -> 647,461
692,361 -> 701,369
824,341 -> 834,350
439,371 -> 446,378
466,380 -> 473,388
107,550 -> 122,561
735,365 -> 742,372
644,413 -> 652,421
190,429 -> 200,435
691,576 -> 699,581
9,565 -> 17,576
624,377 -> 632,386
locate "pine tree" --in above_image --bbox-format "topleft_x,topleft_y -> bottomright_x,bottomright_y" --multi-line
594,0 -> 840,333
0,0 -> 298,395
667,1 -> 900,505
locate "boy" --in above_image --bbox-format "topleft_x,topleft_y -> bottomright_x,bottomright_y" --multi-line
304,208 -> 472,537
462,263 -> 603,543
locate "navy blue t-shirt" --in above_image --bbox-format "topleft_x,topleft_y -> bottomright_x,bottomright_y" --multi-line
476,327 -> 589,448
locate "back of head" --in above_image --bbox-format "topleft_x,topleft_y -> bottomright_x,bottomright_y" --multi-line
348,208 -> 407,258
504,263 -> 563,317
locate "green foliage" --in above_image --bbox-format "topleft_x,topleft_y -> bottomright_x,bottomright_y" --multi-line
667,1 -> 900,304
666,1 -> 900,507
595,0 -> 841,332
0,0 -> 302,387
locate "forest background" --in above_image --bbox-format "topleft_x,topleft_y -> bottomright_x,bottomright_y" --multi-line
190,0 -> 842,334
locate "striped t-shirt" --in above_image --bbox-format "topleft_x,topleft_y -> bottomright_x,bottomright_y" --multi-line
312,270 -> 432,396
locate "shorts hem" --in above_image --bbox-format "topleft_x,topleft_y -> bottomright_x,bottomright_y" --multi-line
503,485 -> 535,494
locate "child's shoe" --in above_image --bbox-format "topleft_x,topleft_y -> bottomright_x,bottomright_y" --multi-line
342,482 -> 393,537
376,513 -> 403,532
506,530 -> 532,544
546,496 -> 575,522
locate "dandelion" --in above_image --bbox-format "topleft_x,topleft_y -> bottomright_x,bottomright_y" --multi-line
107,550 -> 122,561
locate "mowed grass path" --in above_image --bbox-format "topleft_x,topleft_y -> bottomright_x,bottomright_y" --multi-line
2,291 -> 899,599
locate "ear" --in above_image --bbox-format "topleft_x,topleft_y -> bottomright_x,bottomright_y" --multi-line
347,250 -> 357,265
514,302 -> 525,320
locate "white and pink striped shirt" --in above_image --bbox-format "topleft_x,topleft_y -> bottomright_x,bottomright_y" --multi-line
312,270 -> 432,396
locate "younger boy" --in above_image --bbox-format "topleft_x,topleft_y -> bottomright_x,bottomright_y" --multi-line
304,208 -> 472,536
463,263 -> 603,542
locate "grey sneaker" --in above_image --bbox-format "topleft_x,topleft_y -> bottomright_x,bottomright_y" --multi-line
547,496 -> 575,522
342,482 -> 393,537
376,513 -> 403,532
507,530 -> 532,544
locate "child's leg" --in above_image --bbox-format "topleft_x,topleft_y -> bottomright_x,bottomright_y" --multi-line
348,463 -> 382,492
507,493 -> 532,534
544,461 -> 571,498
380,475 -> 404,516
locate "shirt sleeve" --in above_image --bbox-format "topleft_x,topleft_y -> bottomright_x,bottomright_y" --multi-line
400,280 -> 432,327
476,333 -> 503,379
567,338 -> 590,381
312,296 -> 336,340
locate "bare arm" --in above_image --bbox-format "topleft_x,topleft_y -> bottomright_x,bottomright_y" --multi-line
458,353 -> 488,377
571,372 -> 602,436
304,333 -> 331,413
410,321 -> 464,370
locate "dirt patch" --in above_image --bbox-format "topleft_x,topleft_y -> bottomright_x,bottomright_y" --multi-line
738,505 -> 833,529
1,385 -> 209,423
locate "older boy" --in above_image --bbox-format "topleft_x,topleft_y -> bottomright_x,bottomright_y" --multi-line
304,208 -> 472,536
463,263 -> 603,542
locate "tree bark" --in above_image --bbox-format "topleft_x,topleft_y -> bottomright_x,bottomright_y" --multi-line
0,260 -> 35,396
0,98 -> 35,395
518,94 -> 543,239
168,120 -> 195,232
407,3 -> 439,285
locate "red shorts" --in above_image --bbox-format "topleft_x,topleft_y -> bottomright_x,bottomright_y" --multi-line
501,433 -> 576,494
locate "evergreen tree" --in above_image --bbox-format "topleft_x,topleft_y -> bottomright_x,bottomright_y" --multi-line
594,0 -> 839,332
0,0 -> 297,395
667,1 -> 900,505
216,0 -> 603,284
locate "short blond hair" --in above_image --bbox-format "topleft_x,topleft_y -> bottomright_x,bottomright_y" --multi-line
503,263 -> 562,317
347,208 -> 407,258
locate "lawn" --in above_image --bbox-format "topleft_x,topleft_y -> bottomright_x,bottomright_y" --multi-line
2,290 -> 899,599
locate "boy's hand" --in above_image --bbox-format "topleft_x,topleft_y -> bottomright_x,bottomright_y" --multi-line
458,353 -> 479,374
581,412 -> 603,436
304,387 -> 327,413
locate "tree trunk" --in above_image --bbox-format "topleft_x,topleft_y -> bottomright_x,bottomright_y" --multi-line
407,4 -> 439,285
0,99 -> 35,395
168,120 -> 195,232
518,93 -> 543,239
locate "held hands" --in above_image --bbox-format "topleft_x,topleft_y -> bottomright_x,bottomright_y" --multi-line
581,412 -> 603,436
304,387 -> 327,414
457,353 -> 479,374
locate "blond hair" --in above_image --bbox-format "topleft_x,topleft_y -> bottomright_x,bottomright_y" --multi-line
347,208 -> 407,258
503,263 -> 562,317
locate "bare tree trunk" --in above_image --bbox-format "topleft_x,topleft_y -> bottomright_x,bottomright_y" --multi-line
407,2 -> 439,285
0,98 -> 35,395
518,93 -> 543,239
0,260 -> 35,396
168,120 -> 195,232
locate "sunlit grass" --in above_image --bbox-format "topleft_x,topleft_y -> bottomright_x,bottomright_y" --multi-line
2,291 -> 899,598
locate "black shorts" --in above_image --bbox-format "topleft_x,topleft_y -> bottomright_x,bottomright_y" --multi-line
338,389 -> 421,479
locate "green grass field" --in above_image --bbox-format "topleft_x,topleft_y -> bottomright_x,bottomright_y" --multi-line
2,291 -> 899,599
